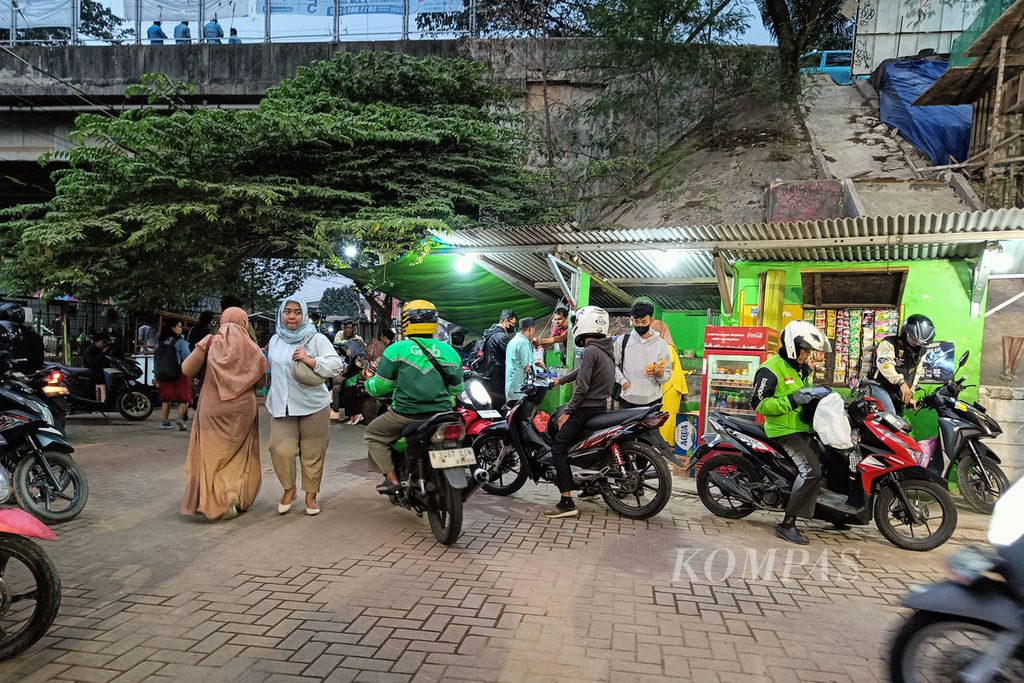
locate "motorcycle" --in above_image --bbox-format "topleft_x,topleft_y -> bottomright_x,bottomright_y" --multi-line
456,371 -> 503,446
916,350 -> 1009,515
694,384 -> 957,551
887,477 -> 1024,682
0,506 -> 61,660
0,357 -> 89,524
379,411 -> 488,545
45,352 -> 154,422
474,372 -> 674,519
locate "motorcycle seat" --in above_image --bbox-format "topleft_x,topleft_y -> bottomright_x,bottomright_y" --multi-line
715,413 -> 788,454
582,407 -> 654,430
400,412 -> 460,437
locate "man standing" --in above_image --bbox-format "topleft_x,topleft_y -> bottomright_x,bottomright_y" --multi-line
505,318 -> 538,403
174,20 -> 191,44
147,21 -> 168,44
83,333 -> 112,402
203,16 -> 224,43
228,27 -> 242,44
481,309 -> 516,404
614,299 -> 672,409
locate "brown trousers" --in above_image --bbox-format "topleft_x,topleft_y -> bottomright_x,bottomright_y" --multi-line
269,406 -> 331,493
364,409 -> 420,474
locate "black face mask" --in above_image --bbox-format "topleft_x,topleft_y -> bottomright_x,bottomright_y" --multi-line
634,325 -> 650,336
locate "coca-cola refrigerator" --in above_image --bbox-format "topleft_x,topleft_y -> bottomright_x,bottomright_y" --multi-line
699,326 -> 780,436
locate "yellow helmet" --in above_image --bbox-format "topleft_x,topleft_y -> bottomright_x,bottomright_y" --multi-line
401,300 -> 439,337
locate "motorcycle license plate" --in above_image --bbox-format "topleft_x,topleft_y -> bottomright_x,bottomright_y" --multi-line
477,410 -> 501,419
430,448 -> 477,469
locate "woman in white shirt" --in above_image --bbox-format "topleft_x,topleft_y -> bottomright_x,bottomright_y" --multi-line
266,299 -> 343,516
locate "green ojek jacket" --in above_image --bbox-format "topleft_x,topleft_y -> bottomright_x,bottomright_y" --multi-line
751,353 -> 812,438
366,338 -> 464,416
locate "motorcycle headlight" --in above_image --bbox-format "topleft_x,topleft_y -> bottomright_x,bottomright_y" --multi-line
23,397 -> 54,427
467,380 -> 491,407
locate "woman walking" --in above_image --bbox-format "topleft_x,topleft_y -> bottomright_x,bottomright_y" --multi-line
156,320 -> 192,431
180,308 -> 269,521
266,300 -> 343,516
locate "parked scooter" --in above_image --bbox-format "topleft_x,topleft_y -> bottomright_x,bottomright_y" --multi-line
456,371 -> 503,445
916,350 -> 1009,514
0,506 -> 61,660
887,477 -> 1024,682
695,383 -> 958,551
378,412 -> 488,545
475,372 -> 673,519
44,351 -> 153,422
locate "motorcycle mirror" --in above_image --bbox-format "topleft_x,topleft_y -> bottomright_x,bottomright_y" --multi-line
849,377 -> 860,390
958,351 -> 969,369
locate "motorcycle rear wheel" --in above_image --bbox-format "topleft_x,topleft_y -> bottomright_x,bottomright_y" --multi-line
599,442 -> 672,520
116,390 -> 153,421
696,453 -> 758,519
14,453 -> 89,524
427,471 -> 463,546
474,435 -> 528,496
0,535 -> 61,661
889,612 -> 1024,683
874,480 -> 957,551
957,455 -> 1009,515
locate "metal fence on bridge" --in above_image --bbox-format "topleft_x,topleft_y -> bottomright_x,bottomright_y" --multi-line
0,0 -> 477,46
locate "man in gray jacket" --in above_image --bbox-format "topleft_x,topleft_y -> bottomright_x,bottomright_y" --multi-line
545,306 -> 614,519
614,298 -> 672,409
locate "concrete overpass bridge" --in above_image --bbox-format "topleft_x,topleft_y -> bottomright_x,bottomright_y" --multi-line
0,39 -> 563,205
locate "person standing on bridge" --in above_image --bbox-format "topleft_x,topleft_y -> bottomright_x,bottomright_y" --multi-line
228,27 -> 242,44
204,16 -> 224,43
147,21 -> 168,45
174,20 -> 191,44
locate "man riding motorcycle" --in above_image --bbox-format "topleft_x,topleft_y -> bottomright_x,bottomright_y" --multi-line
750,320 -> 833,546
364,300 -> 464,495
866,313 -> 935,417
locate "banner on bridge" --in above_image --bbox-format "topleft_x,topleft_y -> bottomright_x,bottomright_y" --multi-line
0,0 -> 74,29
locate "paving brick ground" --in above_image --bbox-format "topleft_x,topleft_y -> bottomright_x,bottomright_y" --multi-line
0,414 -> 991,683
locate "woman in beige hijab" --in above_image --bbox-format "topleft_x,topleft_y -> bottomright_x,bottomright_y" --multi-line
180,307 -> 269,520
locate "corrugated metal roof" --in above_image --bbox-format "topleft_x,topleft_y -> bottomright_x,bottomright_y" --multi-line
435,209 -> 1024,311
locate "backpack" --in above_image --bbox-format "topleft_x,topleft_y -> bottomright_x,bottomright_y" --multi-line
466,338 -> 487,372
154,340 -> 182,382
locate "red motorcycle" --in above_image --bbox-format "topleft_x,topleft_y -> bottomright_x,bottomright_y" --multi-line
456,372 -> 504,446
0,507 -> 61,660
695,386 -> 958,551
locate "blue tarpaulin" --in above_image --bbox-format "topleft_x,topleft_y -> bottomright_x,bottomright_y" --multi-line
878,59 -> 972,166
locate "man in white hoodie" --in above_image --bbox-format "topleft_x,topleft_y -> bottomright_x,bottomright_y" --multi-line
614,299 -> 673,408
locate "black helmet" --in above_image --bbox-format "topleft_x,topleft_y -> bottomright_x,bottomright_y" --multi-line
0,303 -> 25,324
901,314 -> 935,347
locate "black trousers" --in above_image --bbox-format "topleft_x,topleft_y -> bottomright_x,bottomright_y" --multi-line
775,432 -> 823,520
550,407 -> 605,494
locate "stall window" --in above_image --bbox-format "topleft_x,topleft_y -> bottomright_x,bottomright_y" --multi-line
799,269 -> 907,386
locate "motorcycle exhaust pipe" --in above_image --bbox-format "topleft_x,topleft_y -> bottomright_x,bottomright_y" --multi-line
472,468 -> 490,484
709,471 -> 756,504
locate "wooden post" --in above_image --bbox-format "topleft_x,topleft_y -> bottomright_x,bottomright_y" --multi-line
985,35 -> 1009,206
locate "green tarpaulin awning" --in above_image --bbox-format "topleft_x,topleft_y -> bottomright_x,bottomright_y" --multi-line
343,253 -> 550,334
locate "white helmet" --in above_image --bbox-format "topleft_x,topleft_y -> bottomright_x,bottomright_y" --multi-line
570,306 -> 609,346
781,320 -> 832,359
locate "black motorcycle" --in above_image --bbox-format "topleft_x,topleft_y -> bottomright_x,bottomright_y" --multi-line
474,373 -> 673,519
379,412 -> 488,545
0,357 -> 88,524
45,352 -> 153,422
917,350 -> 1009,514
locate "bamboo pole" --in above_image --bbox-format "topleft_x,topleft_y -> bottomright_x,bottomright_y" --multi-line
985,35 -> 1009,205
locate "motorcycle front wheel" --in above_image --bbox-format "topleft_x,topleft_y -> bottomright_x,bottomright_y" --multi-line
599,442 -> 672,520
889,612 -> 1024,683
957,455 -> 1009,515
874,480 -> 957,551
473,435 -> 528,496
14,453 -> 89,524
427,471 -> 463,546
116,390 -> 153,421
0,535 -> 61,661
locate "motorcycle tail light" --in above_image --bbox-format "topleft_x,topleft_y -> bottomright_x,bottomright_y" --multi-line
42,386 -> 70,397
45,370 -> 62,385
431,423 -> 465,445
642,413 -> 669,429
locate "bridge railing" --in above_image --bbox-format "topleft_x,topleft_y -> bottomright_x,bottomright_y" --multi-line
0,0 -> 476,46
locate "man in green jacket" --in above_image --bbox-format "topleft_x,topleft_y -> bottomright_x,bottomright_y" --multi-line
750,321 -> 833,545
365,300 -> 464,494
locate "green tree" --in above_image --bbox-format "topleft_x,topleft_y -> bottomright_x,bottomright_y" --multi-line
0,54 -> 550,311
318,286 -> 361,319
756,0 -> 850,98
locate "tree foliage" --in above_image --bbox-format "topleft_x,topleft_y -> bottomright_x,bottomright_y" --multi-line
318,286 -> 362,319
756,0 -> 851,96
0,53 -> 550,311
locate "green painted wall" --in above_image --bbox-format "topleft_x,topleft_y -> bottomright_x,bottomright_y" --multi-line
725,259 -> 986,438
661,310 -> 709,356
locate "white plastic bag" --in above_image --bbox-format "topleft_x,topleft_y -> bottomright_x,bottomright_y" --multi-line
812,392 -> 854,450
989,476 -> 1024,547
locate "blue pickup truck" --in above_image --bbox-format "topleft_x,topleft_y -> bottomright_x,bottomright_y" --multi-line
799,50 -> 854,85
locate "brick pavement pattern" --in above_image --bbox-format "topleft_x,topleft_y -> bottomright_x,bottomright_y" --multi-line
0,415 -> 991,683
